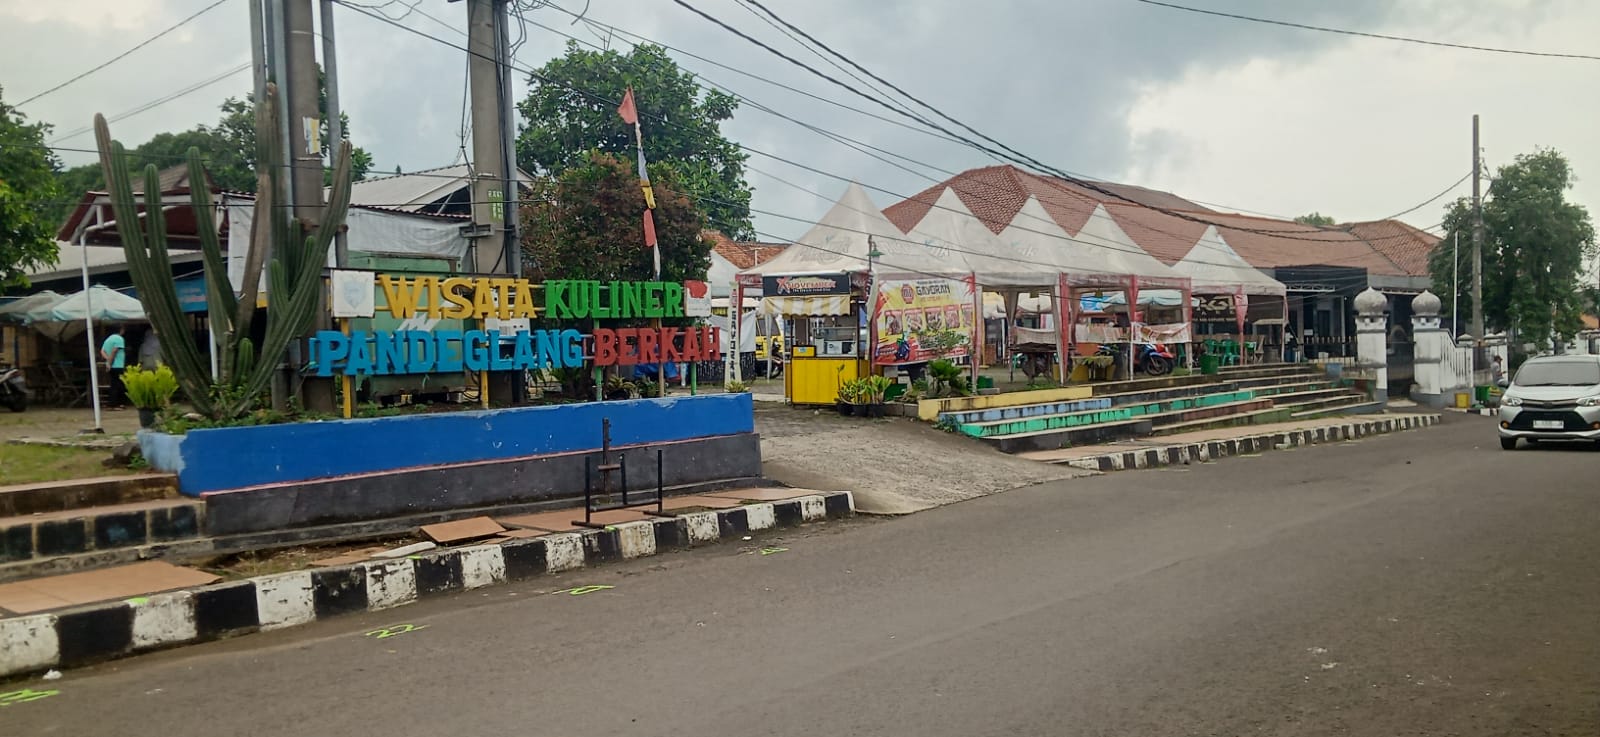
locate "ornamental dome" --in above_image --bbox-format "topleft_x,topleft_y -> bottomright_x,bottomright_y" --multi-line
1411,289 -> 1442,316
1353,287 -> 1387,315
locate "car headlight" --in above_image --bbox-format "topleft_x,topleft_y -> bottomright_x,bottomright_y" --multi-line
1502,396 -> 1523,407
1579,396 -> 1600,407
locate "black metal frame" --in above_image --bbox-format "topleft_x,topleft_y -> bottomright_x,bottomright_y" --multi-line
575,417 -> 667,528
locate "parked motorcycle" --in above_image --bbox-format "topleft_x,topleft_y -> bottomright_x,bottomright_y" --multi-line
1138,343 -> 1176,376
0,367 -> 29,412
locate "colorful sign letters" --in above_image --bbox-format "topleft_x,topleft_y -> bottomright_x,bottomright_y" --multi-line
310,275 -> 721,377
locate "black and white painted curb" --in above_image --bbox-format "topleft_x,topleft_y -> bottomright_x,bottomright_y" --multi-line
1058,415 -> 1442,472
0,491 -> 854,679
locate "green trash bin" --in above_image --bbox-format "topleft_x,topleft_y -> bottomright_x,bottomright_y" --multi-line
1200,355 -> 1221,375
977,376 -> 995,390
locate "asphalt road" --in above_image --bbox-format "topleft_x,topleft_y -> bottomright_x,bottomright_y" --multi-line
7,414 -> 1597,736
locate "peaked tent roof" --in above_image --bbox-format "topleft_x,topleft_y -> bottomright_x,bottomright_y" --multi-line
1174,226 -> 1287,295
1071,204 -> 1186,285
903,188 -> 1043,287
45,285 -> 147,323
742,182 -> 966,278
0,290 -> 66,321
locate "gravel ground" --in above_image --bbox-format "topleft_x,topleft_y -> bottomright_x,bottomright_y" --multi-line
754,405 -> 1085,511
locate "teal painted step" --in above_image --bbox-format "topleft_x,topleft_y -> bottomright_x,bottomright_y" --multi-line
938,396 -> 1113,426
957,389 -> 1257,438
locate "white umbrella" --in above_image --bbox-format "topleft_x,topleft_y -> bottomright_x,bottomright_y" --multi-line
0,290 -> 66,322
28,286 -> 146,341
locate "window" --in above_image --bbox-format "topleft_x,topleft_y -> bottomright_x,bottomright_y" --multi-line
1512,360 -> 1600,387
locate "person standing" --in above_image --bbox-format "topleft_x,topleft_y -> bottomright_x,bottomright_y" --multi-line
138,326 -> 162,368
100,325 -> 128,407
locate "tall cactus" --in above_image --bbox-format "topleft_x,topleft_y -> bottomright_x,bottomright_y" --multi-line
94,83 -> 354,419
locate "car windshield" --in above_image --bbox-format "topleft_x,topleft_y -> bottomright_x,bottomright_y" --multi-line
1512,361 -> 1600,387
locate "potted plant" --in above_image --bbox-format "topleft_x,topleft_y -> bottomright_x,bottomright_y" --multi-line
835,380 -> 857,415
121,364 -> 179,428
864,375 -> 893,417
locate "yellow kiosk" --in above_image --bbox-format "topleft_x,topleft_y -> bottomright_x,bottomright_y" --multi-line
751,273 -> 868,406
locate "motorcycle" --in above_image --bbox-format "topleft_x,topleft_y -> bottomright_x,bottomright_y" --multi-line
0,367 -> 29,412
1137,343 -> 1176,376
1095,343 -> 1176,377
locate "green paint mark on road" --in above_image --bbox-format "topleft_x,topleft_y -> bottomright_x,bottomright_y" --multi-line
760,547 -> 789,555
558,585 -> 615,596
365,623 -> 429,639
0,689 -> 60,707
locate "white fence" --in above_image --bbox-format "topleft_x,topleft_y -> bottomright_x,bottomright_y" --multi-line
1440,343 -> 1474,392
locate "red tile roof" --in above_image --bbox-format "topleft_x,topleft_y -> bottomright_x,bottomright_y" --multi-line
703,230 -> 787,269
880,165 -> 1437,278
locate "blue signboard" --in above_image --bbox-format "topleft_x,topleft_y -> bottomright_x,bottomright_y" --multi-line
129,277 -> 207,314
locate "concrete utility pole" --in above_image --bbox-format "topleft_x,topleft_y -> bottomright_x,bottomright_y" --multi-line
465,0 -> 502,270
286,0 -> 335,412
321,0 -> 349,268
458,0 -> 522,402
1471,114 -> 1485,348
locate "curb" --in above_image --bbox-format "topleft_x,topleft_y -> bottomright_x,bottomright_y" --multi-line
1056,415 -> 1442,473
0,491 -> 855,679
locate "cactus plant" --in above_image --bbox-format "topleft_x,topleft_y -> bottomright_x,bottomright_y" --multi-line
94,83 -> 353,419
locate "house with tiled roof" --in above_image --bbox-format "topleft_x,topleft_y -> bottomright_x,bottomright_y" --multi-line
882,164 -> 1440,356
703,230 -> 787,298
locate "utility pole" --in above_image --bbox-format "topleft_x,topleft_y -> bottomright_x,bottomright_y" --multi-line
1471,114 -> 1485,349
286,0 -> 335,412
458,0 -> 522,402
321,0 -> 349,268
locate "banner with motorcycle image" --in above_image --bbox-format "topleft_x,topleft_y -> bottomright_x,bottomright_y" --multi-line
872,277 -> 977,365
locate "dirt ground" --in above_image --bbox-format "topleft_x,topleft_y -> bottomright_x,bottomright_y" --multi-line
0,406 -> 140,443
754,405 -> 1085,513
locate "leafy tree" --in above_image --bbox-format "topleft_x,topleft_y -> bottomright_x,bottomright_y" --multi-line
1429,149 -> 1597,342
520,151 -> 711,287
516,41 -> 753,240
1295,212 -> 1336,226
0,85 -> 62,287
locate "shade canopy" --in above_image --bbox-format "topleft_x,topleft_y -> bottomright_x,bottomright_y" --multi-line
46,285 -> 147,323
741,182 -> 962,279
1174,226 -> 1287,296
0,290 -> 66,322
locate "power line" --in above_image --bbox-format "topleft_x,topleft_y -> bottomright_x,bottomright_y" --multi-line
15,0 -> 238,108
48,62 -> 252,144
335,0 -> 1443,283
1133,0 -> 1600,62
670,0 -> 1335,240
538,2 -> 1439,229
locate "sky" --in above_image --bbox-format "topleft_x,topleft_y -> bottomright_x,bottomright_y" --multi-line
4,0 -> 1599,243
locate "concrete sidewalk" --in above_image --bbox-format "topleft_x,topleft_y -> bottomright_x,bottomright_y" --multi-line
1018,413 -> 1442,471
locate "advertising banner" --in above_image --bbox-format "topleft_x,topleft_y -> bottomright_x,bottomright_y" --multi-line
872,277 -> 976,365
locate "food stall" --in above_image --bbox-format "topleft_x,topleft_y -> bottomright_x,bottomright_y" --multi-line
751,273 -> 868,405
1170,227 -> 1289,365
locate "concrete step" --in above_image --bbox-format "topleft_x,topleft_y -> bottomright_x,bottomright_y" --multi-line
956,389 -> 1260,439
1216,364 -> 1322,380
1288,397 -> 1384,419
977,397 -> 1276,453
0,474 -> 179,516
0,498 -> 204,569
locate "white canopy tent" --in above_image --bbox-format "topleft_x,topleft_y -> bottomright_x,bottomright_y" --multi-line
0,290 -> 66,322
901,188 -> 1020,286
1173,226 -> 1287,296
741,182 -> 968,314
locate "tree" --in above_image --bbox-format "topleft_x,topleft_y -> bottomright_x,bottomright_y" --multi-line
520,151 -> 712,286
1295,212 -> 1336,226
516,41 -> 754,240
1429,149 -> 1597,342
0,85 -> 62,287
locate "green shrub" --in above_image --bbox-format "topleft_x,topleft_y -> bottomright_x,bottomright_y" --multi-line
121,364 -> 179,409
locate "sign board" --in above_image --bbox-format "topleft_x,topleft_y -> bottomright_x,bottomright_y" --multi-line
872,277 -> 976,365
309,275 -> 722,377
762,274 -> 849,297
683,280 -> 712,317
330,269 -> 377,318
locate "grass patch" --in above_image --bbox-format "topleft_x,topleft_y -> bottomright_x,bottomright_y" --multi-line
0,443 -> 132,485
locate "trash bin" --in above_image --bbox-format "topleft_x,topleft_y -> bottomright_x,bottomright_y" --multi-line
1200,355 -> 1220,375
977,376 -> 995,390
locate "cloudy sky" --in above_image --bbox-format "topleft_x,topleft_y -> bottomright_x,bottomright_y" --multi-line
5,0 -> 1598,241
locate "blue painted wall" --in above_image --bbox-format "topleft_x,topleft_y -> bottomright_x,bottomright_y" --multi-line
140,393 -> 755,496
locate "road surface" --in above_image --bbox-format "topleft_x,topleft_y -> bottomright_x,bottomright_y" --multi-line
6,414 -> 1596,736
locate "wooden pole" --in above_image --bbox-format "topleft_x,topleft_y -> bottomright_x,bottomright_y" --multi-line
340,319 -> 353,419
